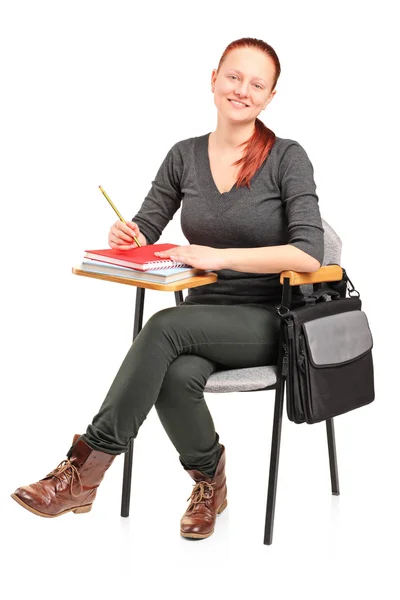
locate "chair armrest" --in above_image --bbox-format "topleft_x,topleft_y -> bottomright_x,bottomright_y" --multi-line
279,265 -> 343,286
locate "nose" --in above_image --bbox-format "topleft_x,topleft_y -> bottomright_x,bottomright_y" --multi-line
234,80 -> 250,98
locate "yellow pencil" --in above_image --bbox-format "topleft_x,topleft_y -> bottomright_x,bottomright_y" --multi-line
98,185 -> 142,247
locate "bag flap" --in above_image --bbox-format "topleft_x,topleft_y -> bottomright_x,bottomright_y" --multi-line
302,310 -> 373,366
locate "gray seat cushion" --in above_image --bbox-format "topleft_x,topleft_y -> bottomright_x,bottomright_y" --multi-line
204,219 -> 342,394
204,365 -> 278,393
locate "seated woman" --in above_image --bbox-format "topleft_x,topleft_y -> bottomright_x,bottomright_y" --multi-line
11,36 -> 323,541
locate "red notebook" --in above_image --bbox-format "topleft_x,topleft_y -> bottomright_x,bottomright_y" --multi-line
84,243 -> 192,271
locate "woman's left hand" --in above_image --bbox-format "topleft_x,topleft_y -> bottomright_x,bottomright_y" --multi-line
154,245 -> 226,270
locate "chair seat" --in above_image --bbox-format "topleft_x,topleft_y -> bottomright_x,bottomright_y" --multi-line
204,365 -> 278,393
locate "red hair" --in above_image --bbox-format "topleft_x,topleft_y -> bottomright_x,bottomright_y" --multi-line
215,37 -> 281,189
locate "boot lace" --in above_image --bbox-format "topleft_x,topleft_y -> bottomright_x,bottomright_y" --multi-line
186,481 -> 216,512
45,460 -> 83,497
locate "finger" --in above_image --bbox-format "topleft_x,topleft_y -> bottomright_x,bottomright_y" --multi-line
110,242 -> 136,250
125,221 -> 140,235
109,240 -> 134,249
111,230 -> 136,244
155,248 -> 182,256
156,253 -> 181,261
124,222 -> 140,239
116,221 -> 138,239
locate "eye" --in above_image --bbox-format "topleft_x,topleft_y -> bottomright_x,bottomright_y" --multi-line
228,75 -> 263,89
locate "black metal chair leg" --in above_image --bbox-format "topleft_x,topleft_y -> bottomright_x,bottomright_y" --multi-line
264,377 -> 285,545
121,287 -> 145,517
174,290 -> 184,305
120,287 -> 184,517
264,277 -> 291,545
121,440 -> 134,517
326,418 -> 340,495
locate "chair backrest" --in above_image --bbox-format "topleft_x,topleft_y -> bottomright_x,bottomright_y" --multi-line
300,218 -> 342,297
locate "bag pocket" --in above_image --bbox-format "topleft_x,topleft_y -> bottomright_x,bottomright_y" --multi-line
299,335 -> 313,422
300,310 -> 375,423
284,319 -> 306,423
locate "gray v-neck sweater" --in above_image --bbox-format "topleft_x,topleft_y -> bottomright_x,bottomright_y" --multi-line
132,132 -> 324,308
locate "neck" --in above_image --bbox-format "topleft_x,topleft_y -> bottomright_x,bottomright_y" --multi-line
210,118 -> 256,153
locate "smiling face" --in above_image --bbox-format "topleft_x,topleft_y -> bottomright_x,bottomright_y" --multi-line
211,46 -> 277,123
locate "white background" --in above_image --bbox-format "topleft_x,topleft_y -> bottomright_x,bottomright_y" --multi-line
1,0 -> 399,598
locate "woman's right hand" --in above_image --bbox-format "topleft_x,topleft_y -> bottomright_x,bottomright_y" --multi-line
108,220 -> 147,250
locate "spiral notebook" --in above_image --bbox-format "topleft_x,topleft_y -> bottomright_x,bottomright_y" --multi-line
84,243 -> 191,271
79,259 -> 204,283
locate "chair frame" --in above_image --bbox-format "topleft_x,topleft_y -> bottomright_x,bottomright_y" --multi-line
119,264 -> 344,545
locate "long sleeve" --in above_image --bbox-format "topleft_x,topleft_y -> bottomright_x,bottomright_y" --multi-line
131,142 -> 184,245
278,141 -> 324,265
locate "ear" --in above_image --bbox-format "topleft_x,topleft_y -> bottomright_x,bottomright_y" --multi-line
263,89 -> 277,109
211,68 -> 218,90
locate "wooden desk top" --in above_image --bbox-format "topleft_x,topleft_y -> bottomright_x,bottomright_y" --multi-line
72,266 -> 218,292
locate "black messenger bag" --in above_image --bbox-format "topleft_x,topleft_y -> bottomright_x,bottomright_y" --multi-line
278,270 -> 375,424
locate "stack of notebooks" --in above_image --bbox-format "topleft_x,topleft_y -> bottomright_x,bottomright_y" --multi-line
78,243 -> 208,284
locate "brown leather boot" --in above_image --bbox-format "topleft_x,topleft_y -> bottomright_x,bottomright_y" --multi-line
180,445 -> 228,539
11,434 -> 116,518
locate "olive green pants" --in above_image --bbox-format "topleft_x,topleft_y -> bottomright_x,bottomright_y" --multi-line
74,304 -> 281,477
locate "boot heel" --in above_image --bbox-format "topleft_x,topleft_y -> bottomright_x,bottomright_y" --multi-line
217,498 -> 228,514
72,504 -> 92,514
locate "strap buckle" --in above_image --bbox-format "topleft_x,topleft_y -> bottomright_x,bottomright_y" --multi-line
342,269 -> 360,298
276,304 -> 290,317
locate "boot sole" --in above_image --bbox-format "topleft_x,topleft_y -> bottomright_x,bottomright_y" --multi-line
10,494 -> 93,518
180,498 -> 228,539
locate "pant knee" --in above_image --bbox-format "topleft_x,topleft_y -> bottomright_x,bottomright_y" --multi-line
156,355 -> 216,408
161,355 -> 208,394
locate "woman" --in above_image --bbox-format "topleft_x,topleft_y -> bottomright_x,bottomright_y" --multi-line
11,37 -> 324,540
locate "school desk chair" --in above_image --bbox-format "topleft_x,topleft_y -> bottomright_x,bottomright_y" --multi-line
117,218 -> 343,545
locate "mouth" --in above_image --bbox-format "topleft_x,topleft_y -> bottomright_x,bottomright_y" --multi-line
228,99 -> 249,108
